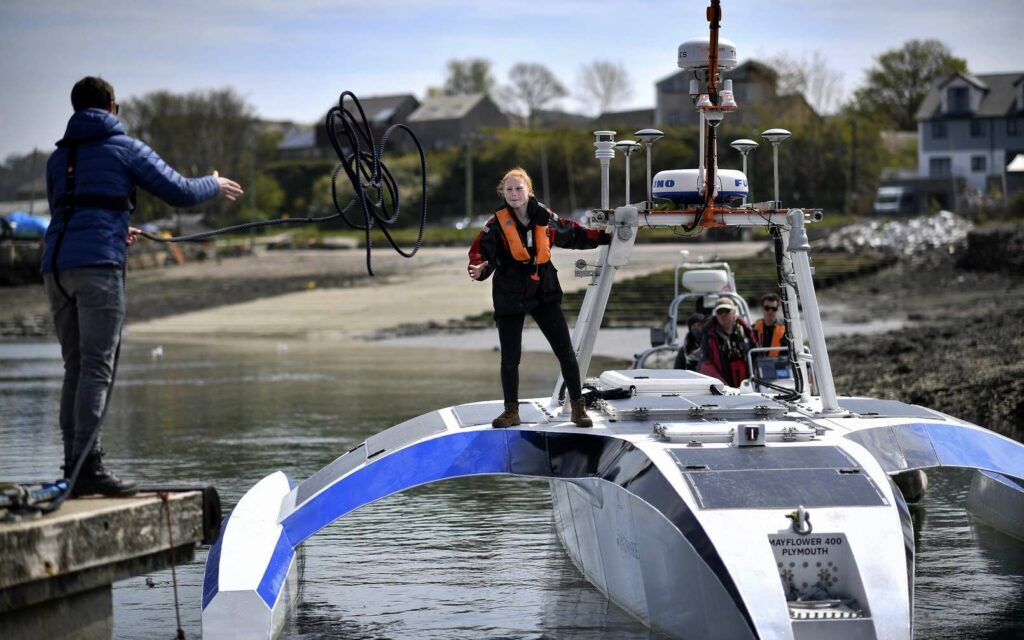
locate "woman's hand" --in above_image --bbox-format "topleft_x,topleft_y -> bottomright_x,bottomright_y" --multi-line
468,261 -> 489,280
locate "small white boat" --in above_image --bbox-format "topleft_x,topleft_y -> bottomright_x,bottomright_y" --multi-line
200,3 -> 1024,638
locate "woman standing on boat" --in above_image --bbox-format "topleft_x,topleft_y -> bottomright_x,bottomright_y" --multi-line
468,167 -> 610,429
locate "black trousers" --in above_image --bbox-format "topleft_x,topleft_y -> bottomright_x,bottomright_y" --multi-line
495,301 -> 582,405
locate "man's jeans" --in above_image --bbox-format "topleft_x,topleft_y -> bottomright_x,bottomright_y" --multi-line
43,267 -> 125,463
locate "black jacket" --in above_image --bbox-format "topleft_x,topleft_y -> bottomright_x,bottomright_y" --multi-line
468,198 -> 608,316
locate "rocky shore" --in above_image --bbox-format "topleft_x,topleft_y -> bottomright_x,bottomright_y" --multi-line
826,244 -> 1023,440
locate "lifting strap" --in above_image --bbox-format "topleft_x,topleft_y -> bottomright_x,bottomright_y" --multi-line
50,133 -> 135,299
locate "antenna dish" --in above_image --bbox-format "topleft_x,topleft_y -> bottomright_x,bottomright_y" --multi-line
761,128 -> 792,144
634,129 -> 665,145
614,140 -> 641,155
730,139 -> 759,154
677,37 -> 738,70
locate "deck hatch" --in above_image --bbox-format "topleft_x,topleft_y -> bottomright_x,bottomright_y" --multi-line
669,445 -> 857,471
295,444 -> 368,505
602,394 -> 787,422
684,468 -> 888,509
837,398 -> 947,420
365,411 -> 448,457
452,402 -> 549,427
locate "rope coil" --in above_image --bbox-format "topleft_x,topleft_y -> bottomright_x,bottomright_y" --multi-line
141,91 -> 429,276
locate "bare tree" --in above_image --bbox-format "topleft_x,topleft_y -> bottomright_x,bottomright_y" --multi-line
497,63 -> 568,127
766,51 -> 844,115
576,60 -> 633,115
442,58 -> 495,96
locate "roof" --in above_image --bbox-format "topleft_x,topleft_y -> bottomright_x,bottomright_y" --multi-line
408,94 -> 490,122
321,94 -> 418,125
277,126 -> 315,150
938,72 -> 989,91
916,72 -> 1024,120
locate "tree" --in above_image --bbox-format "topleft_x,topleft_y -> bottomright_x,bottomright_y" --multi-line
441,58 -> 495,96
497,63 -> 568,128
850,39 -> 967,130
243,174 -> 285,220
120,88 -> 257,223
576,60 -> 633,115
766,51 -> 844,115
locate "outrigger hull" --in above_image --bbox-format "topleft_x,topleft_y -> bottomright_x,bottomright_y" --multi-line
201,371 -> 1024,640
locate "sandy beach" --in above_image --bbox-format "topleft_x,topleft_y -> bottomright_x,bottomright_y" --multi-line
120,242 -> 765,342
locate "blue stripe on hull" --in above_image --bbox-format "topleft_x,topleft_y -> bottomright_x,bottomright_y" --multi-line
202,516 -> 228,609
282,430 -> 511,545
214,427 -> 757,638
846,422 -> 1024,482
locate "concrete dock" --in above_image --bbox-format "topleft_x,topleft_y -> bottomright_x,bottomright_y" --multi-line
0,488 -> 220,640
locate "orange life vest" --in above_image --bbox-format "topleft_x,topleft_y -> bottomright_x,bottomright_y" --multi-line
754,319 -> 786,357
495,207 -> 550,266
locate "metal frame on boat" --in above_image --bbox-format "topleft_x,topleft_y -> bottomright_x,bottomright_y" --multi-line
202,2 -> 1024,638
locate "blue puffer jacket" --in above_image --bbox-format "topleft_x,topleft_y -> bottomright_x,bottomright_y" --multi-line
42,108 -> 220,272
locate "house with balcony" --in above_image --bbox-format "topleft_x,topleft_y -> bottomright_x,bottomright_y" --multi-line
916,72 -> 1024,195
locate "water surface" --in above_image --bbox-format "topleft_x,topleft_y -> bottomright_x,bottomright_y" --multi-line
1,340 -> 1021,639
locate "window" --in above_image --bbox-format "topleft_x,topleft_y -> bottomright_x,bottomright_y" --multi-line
947,87 -> 970,113
930,157 -> 951,178
971,156 -> 987,172
1009,118 -> 1023,136
970,120 -> 984,138
932,121 -> 947,139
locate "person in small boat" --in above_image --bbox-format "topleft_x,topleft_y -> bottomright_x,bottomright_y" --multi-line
752,292 -> 786,357
697,297 -> 757,387
673,312 -> 705,370
468,167 -> 610,428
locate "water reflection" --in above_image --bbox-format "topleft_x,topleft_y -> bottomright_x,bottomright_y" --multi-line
1,341 -> 1021,639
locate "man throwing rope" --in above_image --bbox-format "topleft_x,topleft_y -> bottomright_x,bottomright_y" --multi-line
41,76 -> 243,496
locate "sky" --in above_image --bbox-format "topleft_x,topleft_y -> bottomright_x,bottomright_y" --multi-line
1,0 -> 1022,160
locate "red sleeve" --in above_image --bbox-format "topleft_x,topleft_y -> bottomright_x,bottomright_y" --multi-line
468,216 -> 499,280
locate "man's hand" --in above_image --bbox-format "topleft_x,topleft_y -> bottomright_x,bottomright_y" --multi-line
468,261 -> 489,280
125,226 -> 142,246
212,170 -> 244,201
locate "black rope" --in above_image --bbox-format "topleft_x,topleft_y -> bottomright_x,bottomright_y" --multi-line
770,225 -> 804,401
159,491 -> 187,640
324,91 -> 428,275
141,91 -> 429,276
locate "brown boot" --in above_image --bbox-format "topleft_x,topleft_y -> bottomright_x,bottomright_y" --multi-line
492,402 -> 521,428
570,399 -> 593,428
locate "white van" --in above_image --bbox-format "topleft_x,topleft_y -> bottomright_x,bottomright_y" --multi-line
872,185 -> 913,215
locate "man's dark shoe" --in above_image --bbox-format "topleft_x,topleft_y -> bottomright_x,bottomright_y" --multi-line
71,451 -> 138,497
